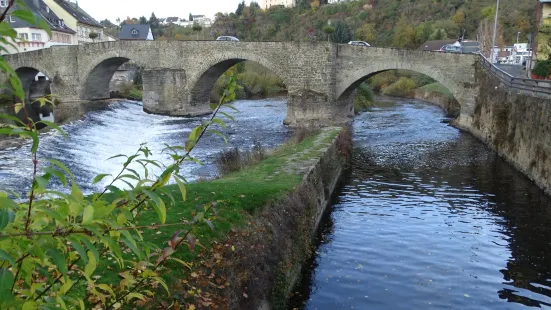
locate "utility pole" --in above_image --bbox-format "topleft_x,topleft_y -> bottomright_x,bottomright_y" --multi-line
491,0 -> 500,63
517,31 -> 521,44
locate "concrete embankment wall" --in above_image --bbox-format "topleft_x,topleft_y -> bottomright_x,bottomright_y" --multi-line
455,63 -> 551,196
222,127 -> 351,310
414,89 -> 460,117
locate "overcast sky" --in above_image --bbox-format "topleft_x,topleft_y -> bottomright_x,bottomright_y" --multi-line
77,0 -> 248,22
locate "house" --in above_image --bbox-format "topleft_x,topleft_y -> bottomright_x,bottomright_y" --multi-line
164,17 -> 179,24
43,0 -> 106,43
261,0 -> 295,9
188,15 -> 212,27
119,24 -> 154,41
1,0 -> 76,55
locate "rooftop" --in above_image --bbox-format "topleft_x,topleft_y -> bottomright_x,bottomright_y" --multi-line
12,0 -> 75,34
53,0 -> 102,28
119,24 -> 151,40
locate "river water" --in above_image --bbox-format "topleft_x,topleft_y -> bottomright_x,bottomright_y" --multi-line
2,98 -> 551,309
0,99 -> 290,195
291,99 -> 551,309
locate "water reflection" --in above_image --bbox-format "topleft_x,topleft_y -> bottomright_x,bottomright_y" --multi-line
292,100 -> 551,309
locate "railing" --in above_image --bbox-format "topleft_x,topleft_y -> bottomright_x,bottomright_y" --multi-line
478,54 -> 551,99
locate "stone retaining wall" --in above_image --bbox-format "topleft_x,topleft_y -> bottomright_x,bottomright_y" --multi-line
414,89 -> 460,117
454,62 -> 551,196
221,127 -> 351,310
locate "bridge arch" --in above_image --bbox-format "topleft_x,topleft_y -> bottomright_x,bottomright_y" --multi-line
186,52 -> 291,107
80,52 -> 140,101
340,68 -> 461,116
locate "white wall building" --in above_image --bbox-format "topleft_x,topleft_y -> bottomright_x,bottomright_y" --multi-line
261,0 -> 296,10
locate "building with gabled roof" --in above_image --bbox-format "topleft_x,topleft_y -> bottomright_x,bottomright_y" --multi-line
43,0 -> 107,43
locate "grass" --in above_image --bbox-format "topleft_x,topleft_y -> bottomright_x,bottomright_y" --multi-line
418,82 -> 454,99
96,129 -> 341,304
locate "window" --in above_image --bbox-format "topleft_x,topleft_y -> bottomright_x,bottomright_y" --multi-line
32,33 -> 42,41
0,0 -> 8,8
18,33 -> 28,40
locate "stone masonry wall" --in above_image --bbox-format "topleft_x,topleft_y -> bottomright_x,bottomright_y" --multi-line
455,62 -> 551,195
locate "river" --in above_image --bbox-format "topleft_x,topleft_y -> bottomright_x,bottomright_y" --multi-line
1,98 -> 551,309
290,99 -> 551,309
0,99 -> 290,195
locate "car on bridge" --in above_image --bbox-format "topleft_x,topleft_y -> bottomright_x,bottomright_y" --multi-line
216,36 -> 240,42
348,41 -> 370,47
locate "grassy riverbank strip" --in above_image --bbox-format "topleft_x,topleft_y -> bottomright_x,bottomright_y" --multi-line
97,127 -> 345,308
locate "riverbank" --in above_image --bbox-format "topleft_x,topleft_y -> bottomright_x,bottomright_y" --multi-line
413,83 -> 460,118
97,126 -> 350,309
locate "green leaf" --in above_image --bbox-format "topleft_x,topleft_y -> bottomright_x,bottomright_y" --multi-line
92,173 -> 110,184
106,154 -> 127,161
219,111 -> 235,121
11,10 -> 36,24
0,209 -> 13,230
81,205 -> 94,225
0,268 -> 14,305
36,120 -> 67,138
188,126 -> 203,143
29,129 -> 39,154
43,167 -> 67,186
77,236 -> 99,262
48,159 -> 75,182
0,197 -> 19,209
0,249 -> 16,267
14,102 -> 23,114
46,248 -> 68,276
212,118 -> 227,128
67,237 -> 87,264
207,129 -> 228,143
174,176 -> 187,202
143,189 -> 166,223
84,251 -> 97,278
120,230 -> 142,260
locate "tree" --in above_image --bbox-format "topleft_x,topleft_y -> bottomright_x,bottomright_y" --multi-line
323,25 -> 335,42
415,22 -> 433,44
149,12 -> 160,37
391,15 -> 416,48
355,23 -> 376,43
296,0 -> 310,11
452,10 -> 465,26
331,21 -> 352,43
236,1 -> 245,16
89,31 -> 99,41
193,22 -> 202,40
139,16 -> 148,24
429,28 -> 448,40
189,13 -> 194,21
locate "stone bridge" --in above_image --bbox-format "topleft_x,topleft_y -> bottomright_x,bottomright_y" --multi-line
4,41 -> 478,126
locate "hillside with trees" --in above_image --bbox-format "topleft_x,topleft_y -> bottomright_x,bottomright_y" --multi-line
213,0 -> 536,51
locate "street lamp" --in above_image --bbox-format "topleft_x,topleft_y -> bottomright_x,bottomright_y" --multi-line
517,31 -> 521,44
491,0 -> 500,63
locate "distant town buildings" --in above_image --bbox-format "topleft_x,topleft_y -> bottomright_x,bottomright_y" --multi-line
160,15 -> 213,28
493,43 -> 532,65
261,0 -> 296,10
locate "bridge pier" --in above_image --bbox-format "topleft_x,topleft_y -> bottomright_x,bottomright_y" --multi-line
284,89 -> 354,127
142,69 -> 211,117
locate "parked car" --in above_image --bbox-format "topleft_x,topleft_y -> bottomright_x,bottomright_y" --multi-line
440,44 -> 461,53
348,41 -> 370,47
216,36 -> 239,42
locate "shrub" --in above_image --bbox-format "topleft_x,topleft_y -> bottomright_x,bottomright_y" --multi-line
368,70 -> 399,91
533,60 -> 551,79
215,142 -> 265,176
382,77 -> 417,97
353,82 -> 374,113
